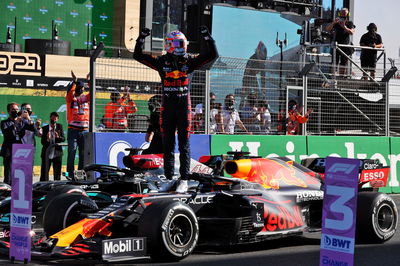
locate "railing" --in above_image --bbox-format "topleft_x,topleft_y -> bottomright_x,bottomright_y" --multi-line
90,46 -> 399,136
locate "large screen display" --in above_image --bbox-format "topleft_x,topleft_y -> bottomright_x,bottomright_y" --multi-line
210,5 -> 304,113
212,5 -> 302,59
2,0 -> 114,54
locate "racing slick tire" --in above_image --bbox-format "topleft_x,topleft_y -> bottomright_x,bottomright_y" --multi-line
137,201 -> 199,262
43,193 -> 98,237
356,192 -> 398,243
41,185 -> 86,210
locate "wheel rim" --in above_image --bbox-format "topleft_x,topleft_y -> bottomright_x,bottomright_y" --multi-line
167,214 -> 194,248
376,203 -> 395,232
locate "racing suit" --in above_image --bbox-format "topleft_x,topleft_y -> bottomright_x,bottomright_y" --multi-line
133,31 -> 218,180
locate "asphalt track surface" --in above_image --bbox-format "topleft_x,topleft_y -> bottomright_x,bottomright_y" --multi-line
1,195 -> 400,266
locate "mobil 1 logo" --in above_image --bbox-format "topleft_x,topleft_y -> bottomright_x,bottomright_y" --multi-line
102,237 -> 147,261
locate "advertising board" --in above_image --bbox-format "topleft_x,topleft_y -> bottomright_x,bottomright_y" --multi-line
10,144 -> 34,263
93,133 -> 211,168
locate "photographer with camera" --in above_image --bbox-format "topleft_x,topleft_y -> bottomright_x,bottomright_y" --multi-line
326,7 -> 355,77
1,103 -> 21,184
18,103 -> 41,145
134,26 -> 218,193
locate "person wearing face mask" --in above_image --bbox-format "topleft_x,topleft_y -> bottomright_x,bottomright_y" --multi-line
40,112 -> 65,181
326,8 -> 356,77
1,102 -> 22,184
18,102 -> 41,146
66,71 -> 90,179
134,26 -> 218,193
104,87 -> 137,131
360,23 -> 383,80
221,94 -> 248,134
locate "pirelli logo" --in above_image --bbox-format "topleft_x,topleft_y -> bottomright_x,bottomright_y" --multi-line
0,52 -> 42,76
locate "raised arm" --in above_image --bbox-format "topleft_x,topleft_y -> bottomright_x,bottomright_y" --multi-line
187,26 -> 219,72
133,28 -> 159,71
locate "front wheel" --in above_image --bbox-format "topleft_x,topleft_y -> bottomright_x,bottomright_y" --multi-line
356,192 -> 398,243
43,193 -> 98,237
137,201 -> 199,261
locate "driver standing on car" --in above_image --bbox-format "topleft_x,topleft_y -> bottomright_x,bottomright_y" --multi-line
134,26 -> 218,192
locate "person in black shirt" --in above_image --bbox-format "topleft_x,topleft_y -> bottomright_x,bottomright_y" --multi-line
360,23 -> 383,80
142,95 -> 163,155
40,112 -> 65,181
1,103 -> 21,184
326,8 -> 356,76
134,26 -> 218,192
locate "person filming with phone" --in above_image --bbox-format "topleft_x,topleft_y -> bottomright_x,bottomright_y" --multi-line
326,8 -> 356,77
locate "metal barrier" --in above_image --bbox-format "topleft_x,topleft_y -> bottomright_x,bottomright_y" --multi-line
90,46 -> 399,136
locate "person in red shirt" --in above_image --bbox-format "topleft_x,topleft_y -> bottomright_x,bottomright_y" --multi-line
104,88 -> 137,131
287,100 -> 313,135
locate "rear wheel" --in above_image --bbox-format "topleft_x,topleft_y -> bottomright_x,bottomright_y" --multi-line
356,192 -> 398,243
137,201 -> 198,261
43,193 -> 98,237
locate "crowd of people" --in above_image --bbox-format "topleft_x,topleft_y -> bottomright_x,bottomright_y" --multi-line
0,102 -> 64,184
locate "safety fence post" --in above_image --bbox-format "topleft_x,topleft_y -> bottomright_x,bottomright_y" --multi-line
89,42 -> 105,133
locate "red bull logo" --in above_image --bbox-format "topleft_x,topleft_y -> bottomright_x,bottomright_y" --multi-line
165,70 -> 187,79
263,205 -> 303,232
226,158 -> 308,189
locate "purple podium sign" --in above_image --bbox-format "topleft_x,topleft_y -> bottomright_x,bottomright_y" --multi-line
320,157 -> 360,266
10,144 -> 34,263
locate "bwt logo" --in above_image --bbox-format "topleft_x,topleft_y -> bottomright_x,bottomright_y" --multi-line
13,149 -> 32,159
323,235 -> 352,252
327,163 -> 357,174
11,214 -> 31,229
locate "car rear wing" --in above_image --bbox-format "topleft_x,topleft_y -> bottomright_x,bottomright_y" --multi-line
301,158 -> 390,188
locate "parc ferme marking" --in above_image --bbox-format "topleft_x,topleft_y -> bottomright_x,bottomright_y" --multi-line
320,157 -> 360,266
10,144 -> 34,263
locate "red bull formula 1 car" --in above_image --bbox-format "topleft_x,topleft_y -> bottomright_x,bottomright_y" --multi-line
0,152 -> 397,262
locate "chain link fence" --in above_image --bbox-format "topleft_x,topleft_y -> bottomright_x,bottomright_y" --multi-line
91,47 -> 399,136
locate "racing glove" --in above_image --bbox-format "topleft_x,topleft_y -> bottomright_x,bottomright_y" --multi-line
199,25 -> 213,41
137,28 -> 151,43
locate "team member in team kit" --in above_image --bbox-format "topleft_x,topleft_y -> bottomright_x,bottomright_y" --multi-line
66,71 -> 90,179
134,26 -> 218,192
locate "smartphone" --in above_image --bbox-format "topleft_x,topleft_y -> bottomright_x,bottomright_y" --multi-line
21,106 -> 27,112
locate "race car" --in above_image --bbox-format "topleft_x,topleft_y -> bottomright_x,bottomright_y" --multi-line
0,148 -> 212,243
0,152 -> 396,262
